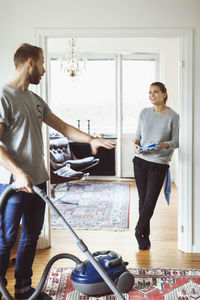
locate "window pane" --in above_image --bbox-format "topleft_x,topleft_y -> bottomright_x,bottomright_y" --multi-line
122,60 -> 156,134
50,59 -> 116,136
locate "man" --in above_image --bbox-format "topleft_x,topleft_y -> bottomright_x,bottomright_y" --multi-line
0,43 -> 115,299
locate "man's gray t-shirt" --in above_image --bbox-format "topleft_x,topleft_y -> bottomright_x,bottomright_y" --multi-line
0,84 -> 52,185
133,107 -> 179,165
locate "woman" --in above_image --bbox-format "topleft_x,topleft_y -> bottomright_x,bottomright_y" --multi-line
133,82 -> 179,250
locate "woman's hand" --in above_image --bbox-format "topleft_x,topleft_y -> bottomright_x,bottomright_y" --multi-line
133,139 -> 141,154
133,143 -> 141,154
157,142 -> 169,149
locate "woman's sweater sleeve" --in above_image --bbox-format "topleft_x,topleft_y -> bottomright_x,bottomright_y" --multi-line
134,110 -> 142,141
167,114 -> 179,150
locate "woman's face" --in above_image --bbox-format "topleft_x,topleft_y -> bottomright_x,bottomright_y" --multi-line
149,85 -> 167,105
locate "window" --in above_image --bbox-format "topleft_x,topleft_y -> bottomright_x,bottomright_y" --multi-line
49,54 -> 157,137
49,58 -> 116,136
122,56 -> 157,134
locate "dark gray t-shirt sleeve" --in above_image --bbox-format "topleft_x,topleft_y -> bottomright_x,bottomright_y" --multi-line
0,96 -> 10,126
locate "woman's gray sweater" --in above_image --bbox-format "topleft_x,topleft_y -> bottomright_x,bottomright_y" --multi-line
133,107 -> 179,165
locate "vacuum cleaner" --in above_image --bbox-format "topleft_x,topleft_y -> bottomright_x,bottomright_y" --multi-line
0,184 -> 134,299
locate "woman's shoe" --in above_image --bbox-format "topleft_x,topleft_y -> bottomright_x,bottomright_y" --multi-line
139,243 -> 151,251
135,232 -> 151,250
144,235 -> 151,250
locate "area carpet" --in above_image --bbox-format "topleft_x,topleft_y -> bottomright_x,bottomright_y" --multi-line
51,182 -> 130,230
43,267 -> 200,299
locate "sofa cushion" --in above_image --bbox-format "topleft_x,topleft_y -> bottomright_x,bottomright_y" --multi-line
55,165 -> 83,179
66,156 -> 97,171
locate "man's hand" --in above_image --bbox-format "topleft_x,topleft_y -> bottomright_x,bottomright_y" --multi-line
0,139 -> 34,193
15,170 -> 34,193
90,138 -> 116,155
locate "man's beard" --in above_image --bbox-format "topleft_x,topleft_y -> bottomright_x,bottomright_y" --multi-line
28,65 -> 41,85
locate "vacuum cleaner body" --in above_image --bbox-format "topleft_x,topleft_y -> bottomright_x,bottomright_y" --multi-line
71,251 -> 134,296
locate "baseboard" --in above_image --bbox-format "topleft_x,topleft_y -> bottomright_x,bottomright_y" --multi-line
87,176 -> 134,181
192,245 -> 200,253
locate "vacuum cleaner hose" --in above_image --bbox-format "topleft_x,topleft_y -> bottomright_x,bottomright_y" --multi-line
28,253 -> 82,300
0,252 -> 82,300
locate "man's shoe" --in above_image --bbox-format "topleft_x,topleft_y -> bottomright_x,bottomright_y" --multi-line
15,287 -> 51,299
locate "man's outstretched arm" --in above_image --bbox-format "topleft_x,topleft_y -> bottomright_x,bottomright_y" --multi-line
43,113 -> 116,155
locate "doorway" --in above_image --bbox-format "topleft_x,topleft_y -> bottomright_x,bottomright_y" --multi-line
35,28 -> 193,253
46,37 -> 179,182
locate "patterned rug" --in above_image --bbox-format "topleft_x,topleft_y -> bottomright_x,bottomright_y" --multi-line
43,267 -> 200,299
51,182 -> 130,230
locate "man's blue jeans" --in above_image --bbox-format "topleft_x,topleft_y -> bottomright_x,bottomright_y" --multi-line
0,182 -> 46,289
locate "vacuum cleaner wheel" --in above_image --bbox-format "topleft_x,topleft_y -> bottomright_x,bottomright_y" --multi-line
116,271 -> 135,293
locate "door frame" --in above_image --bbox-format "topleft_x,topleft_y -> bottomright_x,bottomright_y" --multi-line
35,27 -> 193,253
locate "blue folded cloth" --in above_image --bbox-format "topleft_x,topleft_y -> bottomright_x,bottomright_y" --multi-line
138,142 -> 159,152
164,168 -> 171,205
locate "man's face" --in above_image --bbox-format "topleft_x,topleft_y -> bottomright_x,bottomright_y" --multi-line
28,53 -> 45,85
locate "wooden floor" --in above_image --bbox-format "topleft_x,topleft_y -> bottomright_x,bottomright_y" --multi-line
5,180 -> 200,298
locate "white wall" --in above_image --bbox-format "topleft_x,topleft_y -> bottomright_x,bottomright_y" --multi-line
0,0 -> 200,251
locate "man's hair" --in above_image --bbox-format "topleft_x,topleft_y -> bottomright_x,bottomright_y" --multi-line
14,43 -> 43,68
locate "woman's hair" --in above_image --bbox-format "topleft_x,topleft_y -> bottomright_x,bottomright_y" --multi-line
150,81 -> 168,103
14,43 -> 43,68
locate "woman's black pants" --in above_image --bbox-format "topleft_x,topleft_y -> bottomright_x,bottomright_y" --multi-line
133,156 -> 169,237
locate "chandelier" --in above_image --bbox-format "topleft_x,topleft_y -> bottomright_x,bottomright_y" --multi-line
60,38 -> 86,78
